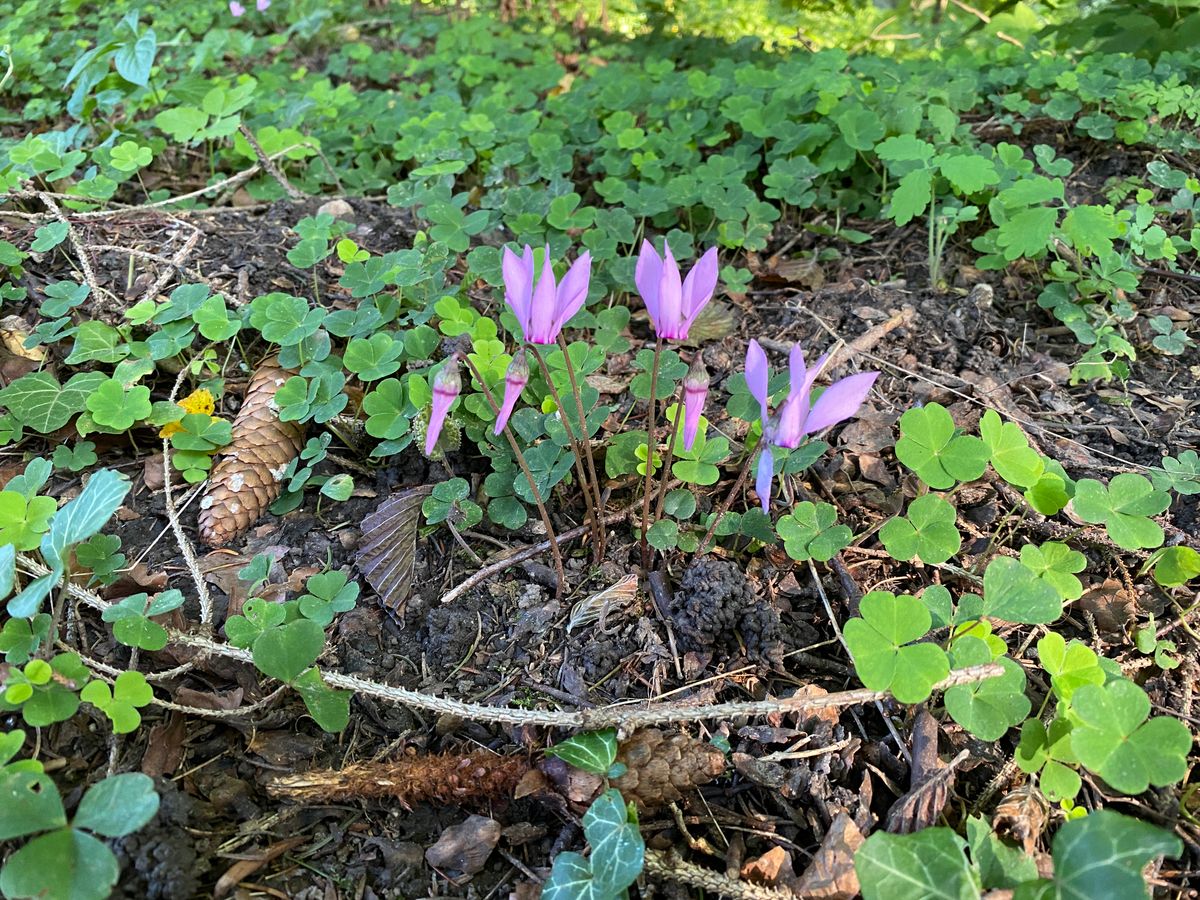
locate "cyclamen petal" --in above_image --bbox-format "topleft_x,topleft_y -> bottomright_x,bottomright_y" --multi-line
635,240 -> 663,326
502,245 -> 535,329
681,246 -> 719,332
755,446 -> 775,513
257,0 -> 270,9
805,371 -> 879,434
744,339 -> 770,428
551,251 -> 592,335
526,244 -> 560,344
655,243 -> 684,340
230,0 -> 246,15
425,357 -> 461,456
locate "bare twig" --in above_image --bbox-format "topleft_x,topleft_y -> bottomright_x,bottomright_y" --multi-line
18,552 -> 1003,730
237,124 -> 306,201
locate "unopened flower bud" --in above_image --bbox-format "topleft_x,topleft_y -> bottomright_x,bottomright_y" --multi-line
494,350 -> 530,435
425,354 -> 462,456
681,354 -> 709,451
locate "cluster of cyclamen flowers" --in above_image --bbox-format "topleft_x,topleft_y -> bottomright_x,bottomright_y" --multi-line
425,240 -> 877,516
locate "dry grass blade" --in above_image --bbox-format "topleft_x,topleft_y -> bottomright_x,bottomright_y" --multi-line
198,357 -> 305,547
567,573 -> 639,633
356,485 -> 435,618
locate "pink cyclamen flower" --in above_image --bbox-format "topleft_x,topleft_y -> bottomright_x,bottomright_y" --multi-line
230,1 -> 246,15
494,350 -> 529,435
425,355 -> 462,456
257,0 -> 270,9
635,240 -> 719,341
681,354 -> 709,452
745,339 -> 878,511
502,244 -> 592,345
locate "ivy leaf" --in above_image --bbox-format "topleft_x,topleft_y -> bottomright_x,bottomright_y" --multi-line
855,829 -> 981,900
583,789 -> 644,896
0,371 -> 106,434
546,729 -> 618,776
1071,474 -> 1168,550
843,591 -> 949,704
776,501 -> 852,562
966,816 -> 1038,891
543,852 -> 594,900
894,404 -> 988,488
979,410 -> 1043,488
879,494 -> 961,565
1068,680 -> 1190,795
1018,810 -> 1181,900
1019,542 -> 1085,601
41,469 -> 131,572
944,636 -> 1030,740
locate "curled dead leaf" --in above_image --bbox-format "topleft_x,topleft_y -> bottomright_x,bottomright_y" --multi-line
356,485 -> 434,618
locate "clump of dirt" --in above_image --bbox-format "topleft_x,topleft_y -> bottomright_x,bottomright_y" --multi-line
112,779 -> 212,900
422,595 -> 485,674
670,559 -> 782,665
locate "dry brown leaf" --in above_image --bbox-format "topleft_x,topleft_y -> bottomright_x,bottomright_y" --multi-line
141,714 -> 187,778
0,316 -> 45,361
356,485 -> 434,618
741,846 -> 796,888
885,748 -> 969,834
426,815 -> 501,878
1075,578 -> 1136,641
993,784 -> 1049,856
567,573 -> 639,633
198,357 -> 305,547
213,837 -> 305,899
794,813 -> 864,900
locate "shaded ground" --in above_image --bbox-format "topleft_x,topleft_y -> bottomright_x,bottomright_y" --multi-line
7,182 -> 1200,897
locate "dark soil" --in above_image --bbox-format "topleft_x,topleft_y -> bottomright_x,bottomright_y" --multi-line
7,184 -> 1199,897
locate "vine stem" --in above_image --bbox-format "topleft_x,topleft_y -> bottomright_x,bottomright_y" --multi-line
698,446 -> 757,554
461,355 -> 566,599
19,550 -> 1004,730
639,337 -> 664,570
527,344 -> 601,555
557,333 -> 606,561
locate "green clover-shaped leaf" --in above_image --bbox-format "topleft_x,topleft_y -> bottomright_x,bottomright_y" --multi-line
894,403 -> 988,489
979,409 -> 1043,488
80,671 -> 153,734
1153,546 -> 1200,587
1037,632 -> 1104,703
0,492 -> 57,551
776,501 -> 852,562
85,379 -> 151,432
1069,679 -> 1190,795
878,494 -> 961,564
843,591 -> 949,704
981,556 -> 1062,625
1071,474 -> 1168,550
345,333 -> 404,382
1019,542 -> 1085,601
944,635 -> 1030,740
1151,450 -> 1200,496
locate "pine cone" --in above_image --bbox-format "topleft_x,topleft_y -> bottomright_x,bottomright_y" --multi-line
198,358 -> 305,547
612,729 -> 726,809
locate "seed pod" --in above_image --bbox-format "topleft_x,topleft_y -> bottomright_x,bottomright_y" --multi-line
198,358 -> 305,547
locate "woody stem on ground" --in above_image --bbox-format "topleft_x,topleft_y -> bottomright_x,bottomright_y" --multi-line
462,355 -> 566,598
527,344 -> 601,554
556,333 -> 607,560
652,387 -> 682,522
698,445 -> 757,554
639,336 -> 664,570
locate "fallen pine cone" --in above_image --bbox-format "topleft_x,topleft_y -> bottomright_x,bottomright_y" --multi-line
198,357 -> 305,547
267,729 -> 727,813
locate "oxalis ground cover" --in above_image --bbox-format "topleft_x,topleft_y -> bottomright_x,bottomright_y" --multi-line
1,1 -> 1199,897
